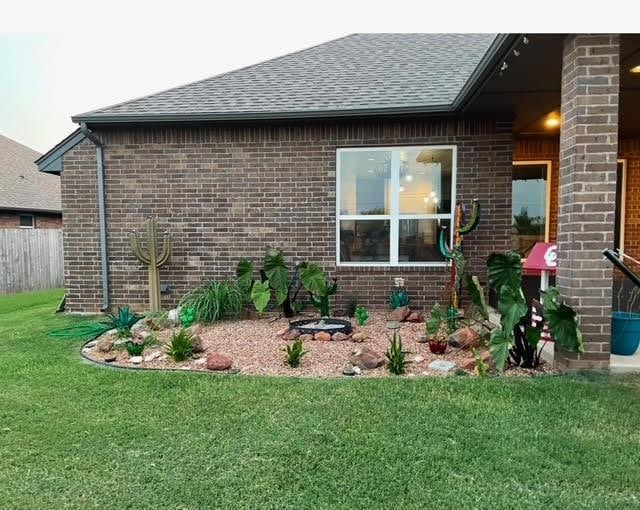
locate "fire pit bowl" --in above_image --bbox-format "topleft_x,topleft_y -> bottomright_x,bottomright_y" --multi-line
289,318 -> 352,336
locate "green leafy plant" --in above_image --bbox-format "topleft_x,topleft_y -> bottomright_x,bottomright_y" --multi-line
179,306 -> 196,327
179,280 -> 243,323
165,329 -> 195,361
125,338 -> 145,356
355,306 -> 369,326
299,262 -> 337,317
389,288 -> 409,309
385,331 -> 407,375
284,337 -> 307,368
346,296 -> 359,318
484,251 -> 583,372
237,249 -> 306,318
473,348 -> 489,377
103,306 -> 142,337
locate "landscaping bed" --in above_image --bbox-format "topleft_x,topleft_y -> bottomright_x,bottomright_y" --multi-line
83,310 -> 556,378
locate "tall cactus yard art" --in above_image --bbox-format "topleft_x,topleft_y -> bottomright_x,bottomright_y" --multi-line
131,217 -> 172,312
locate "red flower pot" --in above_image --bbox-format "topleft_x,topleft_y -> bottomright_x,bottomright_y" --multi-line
429,341 -> 447,355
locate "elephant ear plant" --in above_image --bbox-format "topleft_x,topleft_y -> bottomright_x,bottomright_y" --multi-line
473,251 -> 584,372
299,262 -> 337,317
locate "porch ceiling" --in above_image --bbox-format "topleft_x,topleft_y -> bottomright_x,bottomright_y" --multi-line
465,34 -> 640,137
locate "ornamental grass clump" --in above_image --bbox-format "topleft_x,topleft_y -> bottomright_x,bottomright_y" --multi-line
385,331 -> 408,375
179,280 -> 243,323
125,338 -> 145,357
355,306 -> 369,326
166,329 -> 195,362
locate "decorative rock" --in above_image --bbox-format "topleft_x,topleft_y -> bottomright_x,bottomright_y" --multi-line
193,357 -> 207,366
351,332 -> 368,342
428,360 -> 457,373
342,364 -> 357,376
96,338 -> 114,353
131,320 -> 148,335
314,331 -> 332,342
85,340 -> 98,348
186,324 -> 204,337
191,334 -> 205,354
461,350 -> 492,371
282,329 -> 299,341
276,327 -> 289,337
407,311 -> 424,323
167,308 -> 180,323
390,306 -> 411,322
353,366 -> 361,375
448,327 -> 480,350
104,355 -> 117,363
417,334 -> 429,344
351,347 -> 385,370
113,339 -> 127,347
130,356 -> 143,364
299,334 -> 314,342
206,353 -> 233,371
144,350 -> 161,363
332,332 -> 349,342
413,355 -> 425,363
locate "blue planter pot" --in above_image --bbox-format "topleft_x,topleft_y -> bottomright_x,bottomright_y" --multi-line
611,312 -> 640,355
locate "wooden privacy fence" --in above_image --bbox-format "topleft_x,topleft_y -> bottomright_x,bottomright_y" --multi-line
0,229 -> 63,294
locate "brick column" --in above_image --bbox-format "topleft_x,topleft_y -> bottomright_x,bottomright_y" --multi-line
556,34 -> 620,370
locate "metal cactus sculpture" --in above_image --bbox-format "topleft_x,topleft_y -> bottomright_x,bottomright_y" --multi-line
439,199 -> 481,309
130,217 -> 172,312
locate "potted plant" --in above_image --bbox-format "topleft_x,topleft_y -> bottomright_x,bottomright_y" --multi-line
426,303 -> 449,354
612,286 -> 640,355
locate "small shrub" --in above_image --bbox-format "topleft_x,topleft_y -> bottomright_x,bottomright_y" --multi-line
179,280 -> 243,323
473,348 -> 489,377
179,306 -> 196,327
166,329 -> 195,361
284,338 -> 307,368
125,338 -> 145,356
355,306 -> 369,326
346,296 -> 359,318
104,305 -> 141,336
385,331 -> 408,375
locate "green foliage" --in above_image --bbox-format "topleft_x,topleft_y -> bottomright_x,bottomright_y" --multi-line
355,306 -> 369,326
489,328 -> 511,372
346,296 -> 359,318
264,248 -> 290,306
179,306 -> 196,328
389,288 -> 409,309
487,252 -> 522,295
300,262 -> 337,317
165,329 -> 195,361
542,287 -> 584,353
179,280 -> 243,323
497,284 -> 527,334
426,303 -> 443,338
125,339 -> 145,356
251,281 -> 271,316
385,331 -> 408,375
466,273 -> 489,320
236,259 -> 254,297
103,306 -> 141,336
284,337 -> 307,368
513,207 -> 545,235
473,348 -> 489,377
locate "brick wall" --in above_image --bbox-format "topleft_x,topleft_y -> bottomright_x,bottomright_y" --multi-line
556,34 -> 620,370
61,118 -> 513,313
0,210 -> 62,229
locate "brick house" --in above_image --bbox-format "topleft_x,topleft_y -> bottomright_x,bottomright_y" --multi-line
0,134 -> 62,228
38,33 -> 640,370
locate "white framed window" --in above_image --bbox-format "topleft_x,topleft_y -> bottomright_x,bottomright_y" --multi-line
19,214 -> 35,229
336,145 -> 456,267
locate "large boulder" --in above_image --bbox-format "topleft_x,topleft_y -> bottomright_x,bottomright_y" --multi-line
350,347 -> 385,370
191,334 -> 205,354
448,327 -> 480,350
390,306 -> 411,322
206,353 -> 233,371
314,331 -> 332,342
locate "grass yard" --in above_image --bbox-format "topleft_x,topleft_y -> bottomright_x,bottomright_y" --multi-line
1,290 -> 640,509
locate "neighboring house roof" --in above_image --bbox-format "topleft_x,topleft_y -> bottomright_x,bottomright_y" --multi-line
0,134 -> 61,213
73,33 -> 514,124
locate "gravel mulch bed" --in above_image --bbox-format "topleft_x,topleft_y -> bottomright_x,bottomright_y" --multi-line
83,311 -> 557,378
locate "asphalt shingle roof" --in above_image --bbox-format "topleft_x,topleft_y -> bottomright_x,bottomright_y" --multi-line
74,33 -> 499,122
0,134 -> 61,213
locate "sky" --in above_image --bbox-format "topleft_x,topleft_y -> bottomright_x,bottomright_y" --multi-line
0,0 -> 632,154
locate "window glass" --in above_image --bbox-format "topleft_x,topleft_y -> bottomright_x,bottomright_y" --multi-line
399,148 -> 452,214
399,219 -> 450,262
19,215 -> 35,228
512,164 -> 547,257
339,151 -> 391,215
340,219 -> 390,262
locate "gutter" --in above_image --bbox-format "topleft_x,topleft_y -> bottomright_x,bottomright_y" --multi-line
79,124 -> 110,311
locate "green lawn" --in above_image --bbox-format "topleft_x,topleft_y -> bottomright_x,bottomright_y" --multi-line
1,290 -> 639,509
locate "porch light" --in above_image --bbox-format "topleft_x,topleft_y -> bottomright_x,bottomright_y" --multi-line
544,114 -> 560,129
631,65 -> 640,74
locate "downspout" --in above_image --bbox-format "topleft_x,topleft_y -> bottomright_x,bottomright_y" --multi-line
79,123 -> 110,311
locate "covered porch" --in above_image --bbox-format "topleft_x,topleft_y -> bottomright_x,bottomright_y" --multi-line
468,33 -> 640,370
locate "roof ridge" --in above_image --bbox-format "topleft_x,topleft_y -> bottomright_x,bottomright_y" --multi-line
73,33 -> 357,120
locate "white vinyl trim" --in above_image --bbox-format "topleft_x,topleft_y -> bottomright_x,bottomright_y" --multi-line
336,145 -> 456,267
